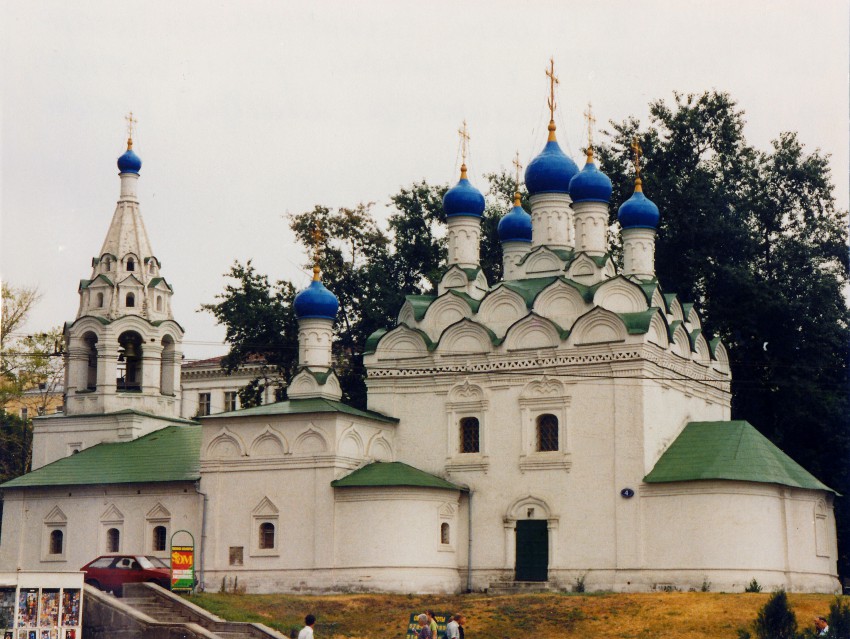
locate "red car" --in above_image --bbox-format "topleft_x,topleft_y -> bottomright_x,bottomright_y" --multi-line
81,554 -> 171,595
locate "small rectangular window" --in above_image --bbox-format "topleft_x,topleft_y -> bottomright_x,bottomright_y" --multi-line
20,408 -> 28,421
229,546 -> 244,566
224,391 -> 237,413
198,393 -> 211,417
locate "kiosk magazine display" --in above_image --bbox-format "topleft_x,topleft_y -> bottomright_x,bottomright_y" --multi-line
0,574 -> 83,639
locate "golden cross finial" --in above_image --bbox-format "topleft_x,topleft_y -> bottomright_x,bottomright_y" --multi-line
631,136 -> 643,191
584,102 -> 596,160
311,223 -> 324,281
458,120 -> 470,178
512,151 -> 523,206
125,111 -> 138,150
545,58 -> 559,141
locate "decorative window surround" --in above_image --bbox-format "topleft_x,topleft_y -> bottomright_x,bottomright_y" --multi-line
518,378 -> 571,472
438,502 -> 456,553
250,497 -> 279,557
445,381 -> 489,472
42,506 -> 67,562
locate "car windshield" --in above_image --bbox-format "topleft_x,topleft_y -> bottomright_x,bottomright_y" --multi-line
145,556 -> 170,568
88,558 -> 113,568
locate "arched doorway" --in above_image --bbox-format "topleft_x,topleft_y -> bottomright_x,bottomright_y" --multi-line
505,496 -> 556,583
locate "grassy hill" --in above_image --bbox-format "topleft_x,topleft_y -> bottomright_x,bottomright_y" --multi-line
185,591 -> 843,638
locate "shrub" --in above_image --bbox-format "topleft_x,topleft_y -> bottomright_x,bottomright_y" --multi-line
701,577 -> 711,592
573,572 -> 587,593
827,596 -> 850,639
753,589 -> 797,639
745,578 -> 763,593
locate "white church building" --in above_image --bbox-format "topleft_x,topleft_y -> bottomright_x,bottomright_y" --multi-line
0,106 -> 840,594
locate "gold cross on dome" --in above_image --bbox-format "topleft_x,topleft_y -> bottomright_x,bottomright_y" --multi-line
630,136 -> 643,181
546,58 -> 559,122
584,102 -> 596,155
512,151 -> 523,206
512,151 -> 523,189
125,112 -> 138,148
458,120 -> 470,174
311,223 -> 324,281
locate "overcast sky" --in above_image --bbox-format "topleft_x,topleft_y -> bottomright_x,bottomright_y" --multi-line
2,0 -> 847,361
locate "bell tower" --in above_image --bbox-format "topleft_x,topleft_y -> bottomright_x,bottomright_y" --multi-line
64,119 -> 184,419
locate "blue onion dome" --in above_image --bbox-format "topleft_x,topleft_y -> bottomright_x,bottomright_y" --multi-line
569,150 -> 612,203
498,192 -> 532,243
443,165 -> 485,217
618,178 -> 660,229
294,272 -> 339,320
117,139 -> 142,174
524,123 -> 579,196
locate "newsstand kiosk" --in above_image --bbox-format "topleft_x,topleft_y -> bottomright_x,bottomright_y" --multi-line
0,572 -> 84,639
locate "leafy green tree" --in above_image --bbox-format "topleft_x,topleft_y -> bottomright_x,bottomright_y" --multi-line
199,261 -> 297,407
0,410 -> 31,482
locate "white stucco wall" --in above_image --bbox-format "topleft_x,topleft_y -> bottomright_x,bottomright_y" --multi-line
0,483 -> 201,573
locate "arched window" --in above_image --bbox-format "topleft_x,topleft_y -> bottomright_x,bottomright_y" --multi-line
149,262 -> 155,274
49,530 -> 63,555
153,526 -> 167,552
441,522 -> 450,545
536,414 -> 558,452
96,292 -> 104,308
127,258 -> 135,271
156,295 -> 163,311
104,258 -> 112,271
106,528 -> 120,552
126,292 -> 135,308
84,332 -> 98,390
259,522 -> 275,549
460,417 -> 479,453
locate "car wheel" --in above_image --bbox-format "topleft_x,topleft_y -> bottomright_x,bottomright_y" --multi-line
112,584 -> 123,597
85,579 -> 102,591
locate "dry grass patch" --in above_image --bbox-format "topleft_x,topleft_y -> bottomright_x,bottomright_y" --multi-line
186,591 -> 841,639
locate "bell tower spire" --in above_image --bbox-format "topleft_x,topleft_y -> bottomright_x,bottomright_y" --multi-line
63,124 -> 184,420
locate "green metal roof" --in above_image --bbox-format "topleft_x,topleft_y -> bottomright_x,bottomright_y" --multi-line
331,461 -> 466,491
501,277 -> 559,306
618,309 -> 661,335
517,246 -> 573,267
448,290 -> 481,313
364,328 -> 388,354
644,421 -> 835,493
404,295 -> 436,322
203,397 -> 398,423
2,425 -> 201,489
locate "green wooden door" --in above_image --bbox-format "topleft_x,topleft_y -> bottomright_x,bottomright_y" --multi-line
515,520 -> 548,582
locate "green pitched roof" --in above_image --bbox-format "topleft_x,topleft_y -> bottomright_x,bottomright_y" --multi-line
644,421 -> 835,493
204,397 -> 398,423
2,425 -> 201,489
331,461 -> 466,491
404,295 -> 436,321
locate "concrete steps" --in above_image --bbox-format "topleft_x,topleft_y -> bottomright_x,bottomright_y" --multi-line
85,583 -> 286,639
